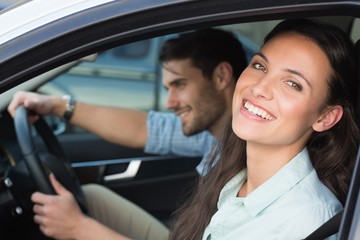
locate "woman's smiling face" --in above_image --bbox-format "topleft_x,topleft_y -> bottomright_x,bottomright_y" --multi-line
232,32 -> 332,149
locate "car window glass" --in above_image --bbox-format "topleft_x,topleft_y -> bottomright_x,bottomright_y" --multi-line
37,39 -> 163,109
112,40 -> 151,58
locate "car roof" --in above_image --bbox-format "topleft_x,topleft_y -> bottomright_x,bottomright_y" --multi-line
0,0 -> 114,44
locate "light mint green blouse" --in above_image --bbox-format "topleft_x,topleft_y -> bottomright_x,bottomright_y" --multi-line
203,148 -> 342,240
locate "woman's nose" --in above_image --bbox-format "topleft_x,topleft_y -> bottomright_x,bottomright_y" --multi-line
251,76 -> 274,100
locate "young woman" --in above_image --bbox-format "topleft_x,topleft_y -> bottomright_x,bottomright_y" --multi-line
16,19 -> 359,240
169,19 -> 360,240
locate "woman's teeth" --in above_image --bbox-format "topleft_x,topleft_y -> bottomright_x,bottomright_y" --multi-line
244,101 -> 274,120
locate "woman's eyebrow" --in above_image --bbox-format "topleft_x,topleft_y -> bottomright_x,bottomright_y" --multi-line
254,52 -> 268,63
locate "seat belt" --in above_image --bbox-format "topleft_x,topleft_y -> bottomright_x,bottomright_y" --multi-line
303,210 -> 343,240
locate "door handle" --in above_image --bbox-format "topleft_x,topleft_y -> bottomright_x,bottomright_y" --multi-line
103,160 -> 141,181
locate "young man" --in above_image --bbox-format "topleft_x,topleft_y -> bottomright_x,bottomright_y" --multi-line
8,28 -> 248,240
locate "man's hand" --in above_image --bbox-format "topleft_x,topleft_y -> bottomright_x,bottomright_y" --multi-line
32,174 -> 85,239
7,91 -> 61,123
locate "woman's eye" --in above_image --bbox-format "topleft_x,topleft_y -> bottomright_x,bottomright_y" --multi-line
285,80 -> 302,91
253,63 -> 267,72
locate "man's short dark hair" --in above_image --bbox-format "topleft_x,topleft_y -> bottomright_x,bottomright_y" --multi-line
159,28 -> 248,81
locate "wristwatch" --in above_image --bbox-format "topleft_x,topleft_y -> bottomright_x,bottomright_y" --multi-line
62,95 -> 76,122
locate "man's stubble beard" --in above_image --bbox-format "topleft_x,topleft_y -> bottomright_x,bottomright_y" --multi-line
182,85 -> 227,136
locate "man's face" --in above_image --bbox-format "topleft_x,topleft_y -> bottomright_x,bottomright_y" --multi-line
162,59 -> 226,136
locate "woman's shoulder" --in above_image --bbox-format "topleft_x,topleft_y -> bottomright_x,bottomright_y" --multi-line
297,169 -> 341,207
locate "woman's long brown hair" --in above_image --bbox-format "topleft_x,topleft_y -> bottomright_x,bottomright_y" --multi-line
168,19 -> 360,240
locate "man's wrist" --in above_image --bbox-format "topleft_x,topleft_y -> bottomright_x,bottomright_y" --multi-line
62,95 -> 76,122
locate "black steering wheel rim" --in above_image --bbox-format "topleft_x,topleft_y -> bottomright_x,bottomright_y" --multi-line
14,105 -> 87,213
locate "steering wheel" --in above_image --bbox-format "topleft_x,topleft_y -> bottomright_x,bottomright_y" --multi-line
14,105 -> 87,213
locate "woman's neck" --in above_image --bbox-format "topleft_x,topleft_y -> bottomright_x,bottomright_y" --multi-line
238,143 -> 304,197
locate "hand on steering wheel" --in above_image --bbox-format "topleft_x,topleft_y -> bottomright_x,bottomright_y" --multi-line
14,105 -> 87,213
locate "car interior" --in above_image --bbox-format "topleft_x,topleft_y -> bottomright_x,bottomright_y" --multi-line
1,1 -> 360,239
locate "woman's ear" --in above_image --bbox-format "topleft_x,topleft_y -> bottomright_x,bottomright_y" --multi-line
312,105 -> 343,132
213,61 -> 233,90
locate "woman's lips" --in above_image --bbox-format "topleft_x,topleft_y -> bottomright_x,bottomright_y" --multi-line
243,100 -> 275,121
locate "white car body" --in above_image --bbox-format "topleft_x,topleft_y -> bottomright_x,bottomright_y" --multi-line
0,0 -> 114,44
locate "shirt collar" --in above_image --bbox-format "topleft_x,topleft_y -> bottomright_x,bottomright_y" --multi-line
218,148 -> 314,216
243,148 -> 313,216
